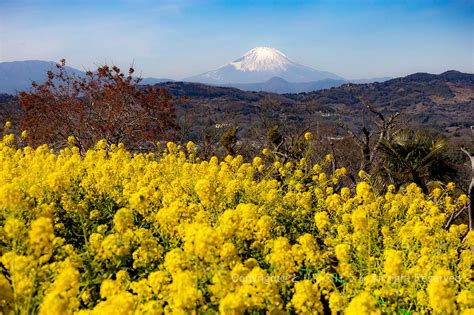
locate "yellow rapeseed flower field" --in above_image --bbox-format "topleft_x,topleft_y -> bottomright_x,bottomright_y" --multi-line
0,133 -> 473,314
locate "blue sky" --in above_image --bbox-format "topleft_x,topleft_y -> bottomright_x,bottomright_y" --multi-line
0,0 -> 473,80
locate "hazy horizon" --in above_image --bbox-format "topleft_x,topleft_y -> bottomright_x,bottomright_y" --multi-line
1,0 -> 473,80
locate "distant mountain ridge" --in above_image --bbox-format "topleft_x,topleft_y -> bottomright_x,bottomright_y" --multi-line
0,59 -> 387,94
350,77 -> 392,84
155,70 -> 472,98
0,60 -> 172,94
0,59 -> 468,95
140,77 -> 174,85
223,76 -> 392,93
0,60 -> 85,94
149,70 -> 473,143
224,77 -> 344,93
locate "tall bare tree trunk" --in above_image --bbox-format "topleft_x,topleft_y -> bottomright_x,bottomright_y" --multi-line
463,151 -> 474,232
461,126 -> 474,232
461,126 -> 474,252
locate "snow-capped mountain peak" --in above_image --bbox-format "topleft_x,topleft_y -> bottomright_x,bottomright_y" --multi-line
185,47 -> 344,84
228,47 -> 292,72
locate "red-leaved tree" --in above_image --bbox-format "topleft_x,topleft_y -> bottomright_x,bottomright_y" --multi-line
19,59 -> 178,152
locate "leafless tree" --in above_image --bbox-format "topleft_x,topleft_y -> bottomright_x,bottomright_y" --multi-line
338,100 -> 399,172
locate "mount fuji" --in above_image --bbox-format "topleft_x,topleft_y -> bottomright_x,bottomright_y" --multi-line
185,47 -> 344,84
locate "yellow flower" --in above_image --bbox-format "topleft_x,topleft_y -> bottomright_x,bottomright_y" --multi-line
431,188 -> 442,198
0,273 -> 14,314
457,290 -> 474,310
315,211 -> 330,233
219,292 -> 246,314
465,231 -> 474,247
457,194 -> 468,205
341,187 -> 351,200
351,206 -> 368,231
345,291 -> 380,315
81,291 -> 91,304
148,271 -> 169,295
0,135 -> 470,313
329,291 -> 345,314
356,182 -> 372,200
291,280 -> 323,314
266,237 -> 298,275
168,271 -> 203,311
252,156 -> 263,168
100,279 -> 122,299
427,268 -> 456,314
304,132 -> 313,141
384,249 -> 403,277
89,292 -> 137,315
446,182 -> 455,191
67,135 -> 76,145
183,223 -> 223,262
3,218 -> 24,239
96,139 -> 107,150
89,210 -> 100,220
186,141 -> 196,152
20,130 -> 28,139
2,133 -> 15,146
28,217 -> 55,259
113,208 -> 134,232
195,178 -> 216,207
335,244 -> 351,262
39,260 -> 80,315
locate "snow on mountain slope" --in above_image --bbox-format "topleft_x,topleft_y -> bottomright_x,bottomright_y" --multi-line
230,47 -> 291,72
185,47 -> 344,84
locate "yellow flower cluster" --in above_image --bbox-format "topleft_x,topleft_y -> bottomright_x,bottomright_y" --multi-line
0,133 -> 472,314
